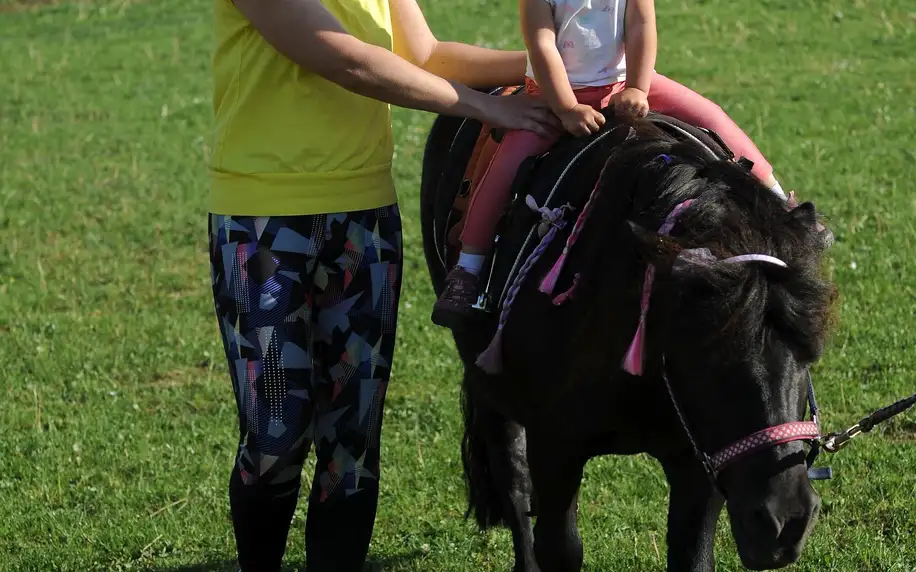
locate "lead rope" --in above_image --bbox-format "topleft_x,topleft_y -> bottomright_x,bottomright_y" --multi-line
822,391 -> 916,453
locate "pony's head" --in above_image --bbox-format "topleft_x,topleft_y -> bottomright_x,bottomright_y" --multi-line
609,134 -> 837,569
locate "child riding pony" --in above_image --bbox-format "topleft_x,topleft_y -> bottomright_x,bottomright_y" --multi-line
432,0 -> 791,329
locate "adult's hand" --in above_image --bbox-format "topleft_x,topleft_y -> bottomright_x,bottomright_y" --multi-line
475,93 -> 560,137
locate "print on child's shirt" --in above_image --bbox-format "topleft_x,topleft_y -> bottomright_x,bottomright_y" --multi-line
526,0 -> 628,88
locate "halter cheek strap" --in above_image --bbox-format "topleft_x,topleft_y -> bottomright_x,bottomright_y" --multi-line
622,201 -> 790,376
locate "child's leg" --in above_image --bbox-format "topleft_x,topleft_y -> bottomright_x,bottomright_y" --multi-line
450,82 -> 613,275
647,73 -> 785,196
447,134 -> 501,248
432,128 -> 558,327
458,128 -> 559,262
467,128 -> 498,192
467,136 -> 501,214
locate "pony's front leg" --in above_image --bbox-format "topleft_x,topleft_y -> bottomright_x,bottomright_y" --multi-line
528,434 -> 585,572
659,454 -> 725,572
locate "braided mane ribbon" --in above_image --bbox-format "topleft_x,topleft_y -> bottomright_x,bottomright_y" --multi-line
476,196 -> 573,374
622,200 -> 696,375
538,166 -> 606,296
539,126 -> 637,297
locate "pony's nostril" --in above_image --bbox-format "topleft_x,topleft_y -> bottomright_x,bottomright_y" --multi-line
780,513 -> 810,544
751,506 -> 784,538
779,489 -> 819,544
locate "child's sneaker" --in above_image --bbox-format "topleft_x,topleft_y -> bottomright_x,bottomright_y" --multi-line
431,266 -> 480,329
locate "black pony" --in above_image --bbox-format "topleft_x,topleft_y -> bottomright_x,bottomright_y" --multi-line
420,114 -> 838,571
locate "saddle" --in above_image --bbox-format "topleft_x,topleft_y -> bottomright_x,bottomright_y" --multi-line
425,86 -> 740,316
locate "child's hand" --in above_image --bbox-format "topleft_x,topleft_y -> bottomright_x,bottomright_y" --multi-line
558,104 -> 606,137
611,87 -> 650,118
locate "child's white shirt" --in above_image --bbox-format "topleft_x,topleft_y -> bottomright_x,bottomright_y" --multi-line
525,0 -> 628,88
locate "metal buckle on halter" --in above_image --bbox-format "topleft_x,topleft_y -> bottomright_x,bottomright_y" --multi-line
803,372 -> 834,481
701,453 -> 720,490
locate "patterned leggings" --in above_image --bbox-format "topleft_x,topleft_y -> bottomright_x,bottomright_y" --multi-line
209,205 -> 403,572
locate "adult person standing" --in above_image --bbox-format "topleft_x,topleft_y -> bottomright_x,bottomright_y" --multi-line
207,0 -> 557,570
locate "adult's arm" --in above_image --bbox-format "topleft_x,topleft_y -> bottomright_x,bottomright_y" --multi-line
231,0 -> 555,134
389,0 -> 528,88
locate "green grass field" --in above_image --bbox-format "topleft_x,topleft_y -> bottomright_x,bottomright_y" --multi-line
1,0 -> 914,570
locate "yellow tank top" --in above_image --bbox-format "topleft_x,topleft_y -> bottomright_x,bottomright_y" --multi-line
209,0 -> 397,216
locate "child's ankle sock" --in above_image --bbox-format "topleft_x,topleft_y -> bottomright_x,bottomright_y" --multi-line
457,252 -> 485,276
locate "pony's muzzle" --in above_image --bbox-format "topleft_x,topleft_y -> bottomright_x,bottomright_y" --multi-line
729,465 -> 821,570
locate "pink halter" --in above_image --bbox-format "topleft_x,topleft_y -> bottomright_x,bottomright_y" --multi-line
622,199 -> 789,375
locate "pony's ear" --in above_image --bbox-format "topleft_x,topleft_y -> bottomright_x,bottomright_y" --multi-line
788,200 -> 835,248
788,201 -> 817,228
624,220 -> 682,268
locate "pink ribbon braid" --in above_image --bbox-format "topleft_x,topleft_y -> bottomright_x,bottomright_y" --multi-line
622,199 -> 696,375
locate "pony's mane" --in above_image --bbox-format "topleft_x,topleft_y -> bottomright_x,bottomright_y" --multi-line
589,120 -> 838,362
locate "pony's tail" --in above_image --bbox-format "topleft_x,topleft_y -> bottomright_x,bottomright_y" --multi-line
460,376 -> 509,530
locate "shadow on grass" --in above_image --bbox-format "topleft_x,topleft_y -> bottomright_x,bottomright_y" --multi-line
152,551 -> 425,572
